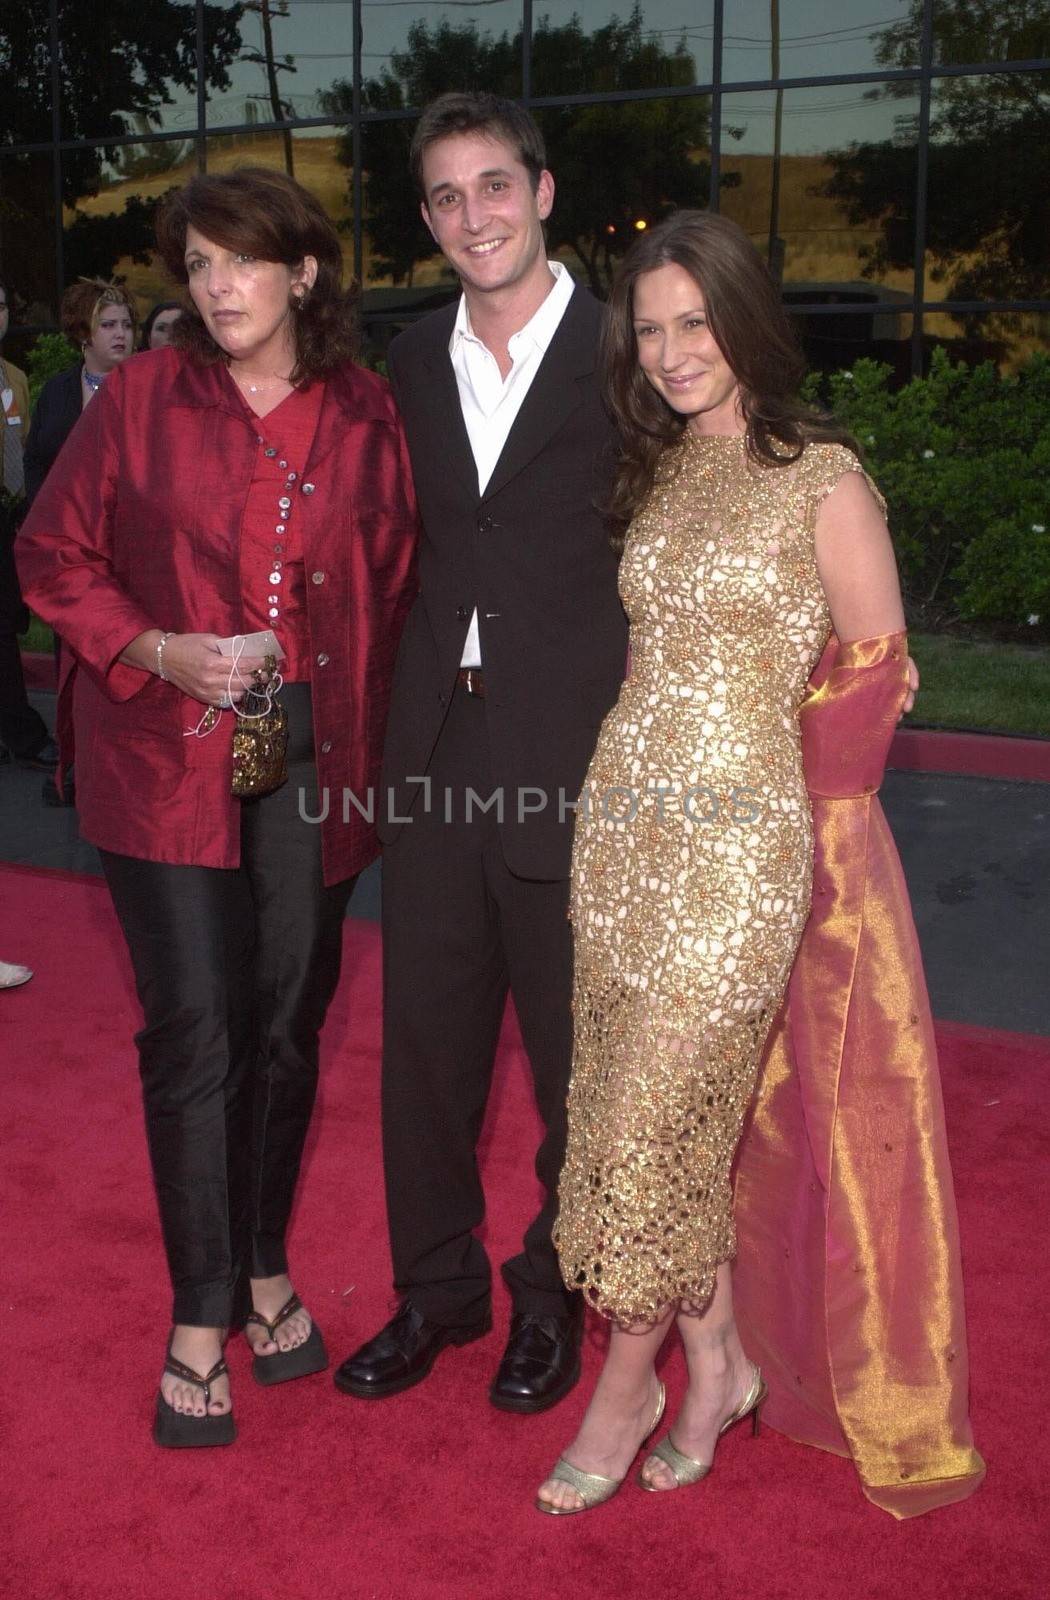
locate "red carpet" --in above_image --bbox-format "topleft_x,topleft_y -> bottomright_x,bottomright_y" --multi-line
2,865 -> 1046,1600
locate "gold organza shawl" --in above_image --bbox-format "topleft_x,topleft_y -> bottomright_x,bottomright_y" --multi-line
733,632 -> 985,1517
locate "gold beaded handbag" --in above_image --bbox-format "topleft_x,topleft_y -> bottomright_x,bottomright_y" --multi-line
231,657 -> 288,798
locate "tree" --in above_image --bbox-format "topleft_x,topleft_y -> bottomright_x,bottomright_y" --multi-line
321,5 -> 710,292
0,2 -> 244,312
63,196 -> 165,283
821,1 -> 1050,307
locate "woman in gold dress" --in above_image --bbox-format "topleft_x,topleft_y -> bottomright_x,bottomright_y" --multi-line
536,211 -> 917,1513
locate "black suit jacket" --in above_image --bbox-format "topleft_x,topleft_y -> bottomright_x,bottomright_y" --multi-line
23,364 -> 84,508
378,286 -> 628,880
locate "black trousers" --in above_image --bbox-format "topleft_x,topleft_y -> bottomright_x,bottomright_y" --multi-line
0,624 -> 49,757
381,684 -> 577,1327
100,685 -> 355,1327
0,511 -> 49,759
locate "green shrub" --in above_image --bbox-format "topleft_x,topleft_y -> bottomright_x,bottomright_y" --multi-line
26,332 -> 80,406
803,348 -> 1050,638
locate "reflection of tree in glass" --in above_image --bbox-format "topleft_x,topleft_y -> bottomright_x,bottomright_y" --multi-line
321,6 -> 709,293
0,4 -> 243,303
822,2 -> 1050,306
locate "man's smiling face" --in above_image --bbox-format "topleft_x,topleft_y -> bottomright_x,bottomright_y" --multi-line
420,130 -> 554,299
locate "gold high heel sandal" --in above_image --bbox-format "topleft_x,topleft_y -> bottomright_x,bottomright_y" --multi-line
535,1381 -> 667,1517
638,1362 -> 767,1491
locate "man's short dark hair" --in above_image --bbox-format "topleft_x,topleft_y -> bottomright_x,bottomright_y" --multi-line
410,93 -> 547,201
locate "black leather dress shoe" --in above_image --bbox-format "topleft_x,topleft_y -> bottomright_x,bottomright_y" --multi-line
332,1301 -> 491,1399
489,1308 -> 583,1414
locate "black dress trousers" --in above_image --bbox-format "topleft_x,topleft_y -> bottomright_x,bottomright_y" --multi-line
380,683 -> 577,1327
100,684 -> 355,1327
0,501 -> 50,759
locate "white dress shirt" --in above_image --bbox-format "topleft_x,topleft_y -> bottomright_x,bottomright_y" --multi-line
449,261 -> 575,668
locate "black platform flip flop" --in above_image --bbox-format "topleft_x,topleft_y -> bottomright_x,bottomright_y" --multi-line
153,1337 -> 236,1449
247,1293 -> 328,1386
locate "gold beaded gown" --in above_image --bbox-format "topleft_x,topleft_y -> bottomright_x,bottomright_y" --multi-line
555,433 -> 876,1325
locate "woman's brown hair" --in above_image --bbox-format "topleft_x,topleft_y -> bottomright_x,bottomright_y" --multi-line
155,167 -> 358,382
601,209 -> 858,543
60,279 -> 137,347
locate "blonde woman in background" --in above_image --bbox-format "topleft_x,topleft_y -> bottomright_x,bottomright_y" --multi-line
24,279 -> 136,508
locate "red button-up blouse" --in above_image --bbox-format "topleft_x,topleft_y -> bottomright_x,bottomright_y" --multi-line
233,375 -> 325,683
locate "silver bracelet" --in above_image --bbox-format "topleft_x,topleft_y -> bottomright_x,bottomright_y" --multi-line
155,631 -> 174,681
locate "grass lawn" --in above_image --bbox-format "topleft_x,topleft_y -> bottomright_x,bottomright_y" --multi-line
18,620 -> 1050,739
905,632 -> 1050,738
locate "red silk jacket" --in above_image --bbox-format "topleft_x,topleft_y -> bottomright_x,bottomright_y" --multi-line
16,346 -> 419,885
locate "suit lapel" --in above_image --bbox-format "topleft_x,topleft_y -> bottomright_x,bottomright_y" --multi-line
415,307 -> 479,498
481,289 -> 597,504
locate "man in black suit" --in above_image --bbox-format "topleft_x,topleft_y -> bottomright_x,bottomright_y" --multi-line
334,94 -> 626,1412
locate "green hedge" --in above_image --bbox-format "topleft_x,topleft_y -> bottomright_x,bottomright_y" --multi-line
26,332 -> 80,406
804,349 -> 1050,639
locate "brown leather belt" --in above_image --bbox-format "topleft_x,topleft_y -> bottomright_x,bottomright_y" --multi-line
456,667 -> 486,697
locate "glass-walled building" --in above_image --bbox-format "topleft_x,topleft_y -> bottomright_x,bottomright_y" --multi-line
3,1 -> 1048,375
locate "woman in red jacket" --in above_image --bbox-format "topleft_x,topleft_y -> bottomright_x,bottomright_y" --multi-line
18,168 -> 418,1448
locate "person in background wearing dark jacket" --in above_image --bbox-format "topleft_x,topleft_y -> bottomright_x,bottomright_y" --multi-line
23,279 -> 136,508
333,95 -> 626,1415
24,279 -> 136,803
0,275 -> 58,771
18,168 -> 418,1449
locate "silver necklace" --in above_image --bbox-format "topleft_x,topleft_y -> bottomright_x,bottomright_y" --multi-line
232,369 -> 289,396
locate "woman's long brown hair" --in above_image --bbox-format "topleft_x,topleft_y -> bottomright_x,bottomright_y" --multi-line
600,210 -> 859,547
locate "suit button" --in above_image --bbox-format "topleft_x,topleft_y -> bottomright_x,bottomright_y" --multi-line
320,739 -> 333,754
456,606 -> 468,621
312,571 -> 325,585
316,652 -> 330,667
478,515 -> 493,534
302,482 -> 315,495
